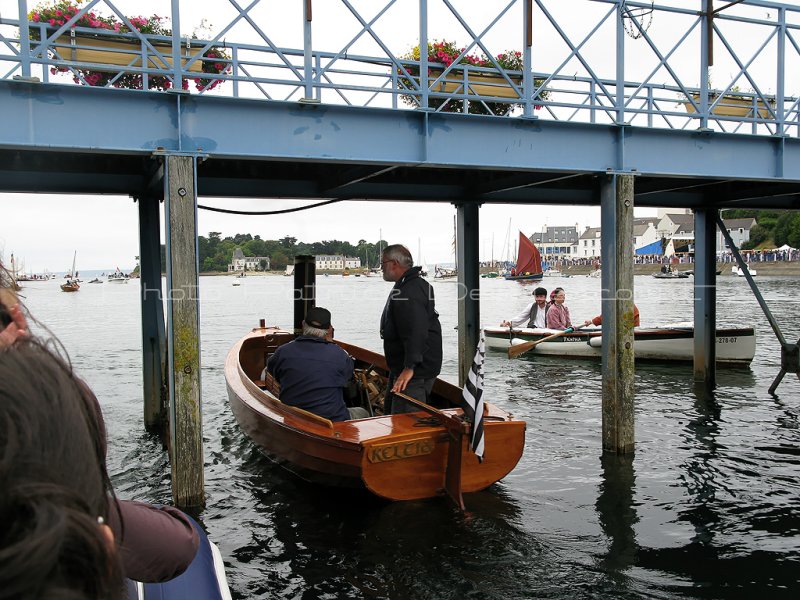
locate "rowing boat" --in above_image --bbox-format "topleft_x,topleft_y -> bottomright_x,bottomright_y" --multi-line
225,326 -> 526,506
484,324 -> 755,367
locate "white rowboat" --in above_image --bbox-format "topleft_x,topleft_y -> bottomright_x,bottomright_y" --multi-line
484,324 -> 755,367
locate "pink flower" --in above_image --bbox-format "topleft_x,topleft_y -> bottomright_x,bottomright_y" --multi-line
55,10 -> 62,16
49,18 -> 56,25
32,14 -> 40,22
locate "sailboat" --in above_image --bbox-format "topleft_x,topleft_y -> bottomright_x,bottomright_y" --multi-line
434,217 -> 458,280
60,251 -> 80,292
503,232 -> 543,281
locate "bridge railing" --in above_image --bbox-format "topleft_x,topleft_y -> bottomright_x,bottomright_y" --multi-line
1,0 -> 798,136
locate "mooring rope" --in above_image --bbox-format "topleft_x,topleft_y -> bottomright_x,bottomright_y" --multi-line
197,198 -> 343,215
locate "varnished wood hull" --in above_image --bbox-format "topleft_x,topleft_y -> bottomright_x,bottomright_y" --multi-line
225,328 -> 526,501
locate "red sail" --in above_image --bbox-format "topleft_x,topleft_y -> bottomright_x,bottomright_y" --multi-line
513,232 -> 542,276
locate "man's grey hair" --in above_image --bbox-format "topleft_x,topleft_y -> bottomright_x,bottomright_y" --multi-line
302,322 -> 328,338
382,244 -> 413,269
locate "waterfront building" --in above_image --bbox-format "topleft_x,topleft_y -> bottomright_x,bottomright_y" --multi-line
315,255 -> 361,270
228,247 -> 271,272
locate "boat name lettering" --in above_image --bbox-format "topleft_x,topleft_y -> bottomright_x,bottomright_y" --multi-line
563,336 -> 582,342
368,439 -> 434,463
718,337 -> 737,344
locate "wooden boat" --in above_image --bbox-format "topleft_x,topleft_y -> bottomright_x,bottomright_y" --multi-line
60,280 -> 80,292
225,326 -> 526,506
484,324 -> 755,367
504,232 -> 543,281
61,251 -> 80,292
434,266 -> 457,280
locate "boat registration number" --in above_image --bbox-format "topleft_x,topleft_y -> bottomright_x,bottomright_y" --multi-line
367,438 -> 434,463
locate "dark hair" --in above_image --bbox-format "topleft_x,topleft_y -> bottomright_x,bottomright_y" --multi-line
533,287 -> 547,297
0,340 -> 123,599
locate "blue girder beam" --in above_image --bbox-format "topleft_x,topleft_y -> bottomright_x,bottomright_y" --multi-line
2,81 -> 800,207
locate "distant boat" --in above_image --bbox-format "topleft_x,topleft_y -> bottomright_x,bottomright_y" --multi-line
88,278 -> 103,284
236,271 -> 246,278
434,266 -> 457,280
61,251 -> 80,292
284,265 -> 294,277
107,268 -> 129,283
503,232 -> 543,281
652,271 -> 690,279
732,265 -> 757,277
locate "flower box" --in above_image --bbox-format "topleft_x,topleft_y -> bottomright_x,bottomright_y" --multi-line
428,68 -> 522,100
54,33 -> 205,74
683,92 -> 775,120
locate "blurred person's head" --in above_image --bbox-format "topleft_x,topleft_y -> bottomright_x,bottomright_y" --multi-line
0,339 -> 122,599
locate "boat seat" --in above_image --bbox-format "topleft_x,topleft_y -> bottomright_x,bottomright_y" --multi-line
127,515 -> 231,600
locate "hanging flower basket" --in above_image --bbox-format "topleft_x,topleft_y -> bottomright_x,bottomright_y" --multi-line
427,67 -> 522,100
397,40 -> 549,116
27,0 -> 229,91
683,92 -> 775,120
54,31 -> 206,74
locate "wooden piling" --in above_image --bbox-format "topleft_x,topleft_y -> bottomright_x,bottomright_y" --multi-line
599,174 -> 635,454
164,155 -> 204,508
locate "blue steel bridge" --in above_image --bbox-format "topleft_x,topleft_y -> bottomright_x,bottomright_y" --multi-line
1,0 -> 799,506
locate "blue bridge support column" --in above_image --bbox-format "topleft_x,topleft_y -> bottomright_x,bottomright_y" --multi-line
164,154 -> 204,508
136,194 -> 167,435
693,208 -> 718,389
456,201 -> 480,387
599,174 -> 635,454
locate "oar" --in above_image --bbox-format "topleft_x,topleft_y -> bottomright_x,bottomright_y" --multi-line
508,323 -> 587,359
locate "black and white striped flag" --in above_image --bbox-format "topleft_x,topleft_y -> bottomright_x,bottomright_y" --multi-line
461,331 -> 486,462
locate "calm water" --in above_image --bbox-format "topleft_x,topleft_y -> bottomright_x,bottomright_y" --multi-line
19,273 -> 800,599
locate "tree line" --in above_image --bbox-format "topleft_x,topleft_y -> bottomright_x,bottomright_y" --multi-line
723,209 -> 800,250
156,233 -> 389,272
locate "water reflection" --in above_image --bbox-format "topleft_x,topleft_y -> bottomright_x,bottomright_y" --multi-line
596,453 -> 638,577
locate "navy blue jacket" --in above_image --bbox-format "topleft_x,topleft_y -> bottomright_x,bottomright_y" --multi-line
266,336 -> 354,422
380,267 -> 443,378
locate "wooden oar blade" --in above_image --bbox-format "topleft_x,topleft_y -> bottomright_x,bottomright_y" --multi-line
508,339 -> 539,359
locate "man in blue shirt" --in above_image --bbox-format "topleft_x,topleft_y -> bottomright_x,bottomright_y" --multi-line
267,307 -> 367,421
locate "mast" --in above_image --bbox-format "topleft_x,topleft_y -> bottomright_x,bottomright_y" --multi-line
70,250 -> 76,279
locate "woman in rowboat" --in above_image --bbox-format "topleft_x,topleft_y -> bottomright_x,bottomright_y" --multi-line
545,287 -> 572,329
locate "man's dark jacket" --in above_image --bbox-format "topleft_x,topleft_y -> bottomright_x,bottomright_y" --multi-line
380,266 -> 442,378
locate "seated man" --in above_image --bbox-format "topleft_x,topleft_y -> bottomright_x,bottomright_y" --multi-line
267,307 -> 368,421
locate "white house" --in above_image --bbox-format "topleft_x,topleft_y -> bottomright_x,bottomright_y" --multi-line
633,218 -> 660,252
717,218 -> 757,252
315,255 -> 362,270
228,247 -> 270,272
577,227 -> 602,258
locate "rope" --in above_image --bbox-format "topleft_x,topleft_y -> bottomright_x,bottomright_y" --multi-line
197,198 -> 343,216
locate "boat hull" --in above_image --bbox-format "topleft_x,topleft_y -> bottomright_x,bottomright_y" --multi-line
503,274 -> 543,281
484,325 -> 755,366
225,328 -> 526,501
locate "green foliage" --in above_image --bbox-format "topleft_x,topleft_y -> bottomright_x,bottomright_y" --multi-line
742,223 -> 769,249
184,233 -> 390,272
774,212 -> 800,248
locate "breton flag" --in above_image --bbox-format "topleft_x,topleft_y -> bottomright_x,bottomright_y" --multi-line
461,331 -> 486,462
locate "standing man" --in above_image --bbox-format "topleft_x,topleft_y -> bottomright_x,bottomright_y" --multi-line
500,286 -> 549,329
380,244 -> 443,414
